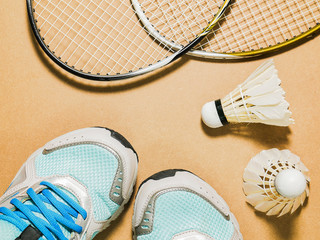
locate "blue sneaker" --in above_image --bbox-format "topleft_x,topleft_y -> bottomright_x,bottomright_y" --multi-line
133,169 -> 242,240
0,127 -> 138,240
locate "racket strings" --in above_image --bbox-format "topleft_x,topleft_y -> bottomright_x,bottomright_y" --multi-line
63,0 -> 117,68
206,1 -> 314,51
168,1 -> 205,41
36,0 -> 112,69
145,1 -> 211,33
147,1 -> 187,45
255,2 -> 284,46
224,6 -> 316,51
307,0 -> 320,22
55,0 -> 107,64
69,0 -> 148,73
32,0 -> 181,75
140,0 -> 222,46
198,0 -> 320,53
35,0 -> 114,69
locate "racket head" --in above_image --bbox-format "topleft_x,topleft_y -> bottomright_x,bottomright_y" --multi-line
26,0 -> 229,81
136,0 -> 320,59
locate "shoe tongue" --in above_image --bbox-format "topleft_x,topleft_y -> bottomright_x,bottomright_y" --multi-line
0,220 -> 22,240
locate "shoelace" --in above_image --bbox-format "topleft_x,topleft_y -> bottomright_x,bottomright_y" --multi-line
0,181 -> 87,240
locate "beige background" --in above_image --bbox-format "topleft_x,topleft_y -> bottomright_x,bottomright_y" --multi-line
1,1 -> 320,239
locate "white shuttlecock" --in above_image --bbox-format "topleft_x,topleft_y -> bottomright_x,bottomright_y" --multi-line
201,59 -> 294,128
243,148 -> 310,217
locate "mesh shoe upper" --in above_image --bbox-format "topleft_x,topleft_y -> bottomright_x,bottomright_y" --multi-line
0,127 -> 138,240
35,144 -> 120,221
137,190 -> 235,240
133,170 -> 243,240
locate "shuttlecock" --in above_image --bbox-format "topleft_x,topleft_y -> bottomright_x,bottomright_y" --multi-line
201,59 -> 294,128
243,148 -> 310,217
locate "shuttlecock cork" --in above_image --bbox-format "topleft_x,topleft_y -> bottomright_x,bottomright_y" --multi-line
201,59 -> 294,128
243,149 -> 309,217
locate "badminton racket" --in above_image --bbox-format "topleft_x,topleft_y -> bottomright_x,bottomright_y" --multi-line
27,0 -> 230,81
135,0 -> 320,59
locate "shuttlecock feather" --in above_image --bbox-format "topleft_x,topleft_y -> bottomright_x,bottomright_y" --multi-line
243,149 -> 310,217
201,59 -> 294,128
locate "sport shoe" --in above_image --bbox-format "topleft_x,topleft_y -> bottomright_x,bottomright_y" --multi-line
0,127 -> 138,240
132,169 -> 242,240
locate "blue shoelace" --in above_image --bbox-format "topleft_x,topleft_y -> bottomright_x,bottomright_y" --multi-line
0,181 -> 87,240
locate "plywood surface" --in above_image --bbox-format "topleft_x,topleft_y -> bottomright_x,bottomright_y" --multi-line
1,1 -> 320,239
